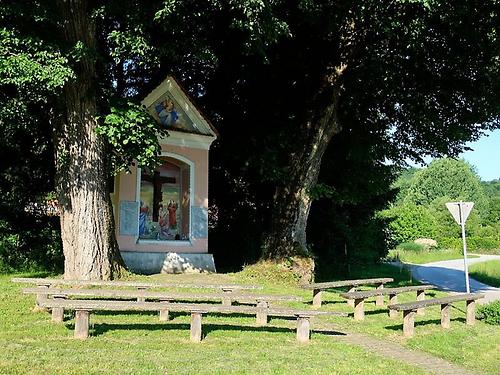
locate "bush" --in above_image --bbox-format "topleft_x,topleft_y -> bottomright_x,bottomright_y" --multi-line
381,204 -> 437,245
438,237 -> 462,251
476,300 -> 500,325
437,236 -> 500,252
0,218 -> 63,273
467,237 -> 500,251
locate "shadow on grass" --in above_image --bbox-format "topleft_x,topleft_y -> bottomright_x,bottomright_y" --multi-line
64,310 -> 335,323
365,309 -> 390,317
384,317 -> 466,331
306,300 -> 346,306
68,321 -> 346,339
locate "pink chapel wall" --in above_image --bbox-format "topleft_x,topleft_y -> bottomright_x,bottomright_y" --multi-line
114,143 -> 210,254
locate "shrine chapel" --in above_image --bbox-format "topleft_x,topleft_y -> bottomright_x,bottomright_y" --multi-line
111,76 -> 218,274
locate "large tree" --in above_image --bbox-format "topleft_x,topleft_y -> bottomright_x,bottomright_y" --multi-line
197,1 -> 500,263
257,1 -> 500,260
0,0 -> 163,279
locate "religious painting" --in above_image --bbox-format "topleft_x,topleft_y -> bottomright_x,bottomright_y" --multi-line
151,95 -> 199,133
138,158 -> 189,241
138,180 -> 157,239
159,185 -> 181,240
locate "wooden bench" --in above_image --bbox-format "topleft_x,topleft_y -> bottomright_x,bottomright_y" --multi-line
388,293 -> 484,337
339,285 -> 434,321
301,278 -> 394,308
37,298 -> 347,343
12,277 -> 261,308
23,287 -> 301,325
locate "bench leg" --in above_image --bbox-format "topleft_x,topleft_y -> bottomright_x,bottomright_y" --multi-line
354,298 -> 365,321
222,290 -> 232,306
388,294 -> 398,319
34,284 -> 50,312
51,307 -> 64,323
256,301 -> 268,326
312,289 -> 322,308
416,290 -> 425,316
51,295 -> 66,323
441,303 -> 451,329
137,287 -> 147,303
347,287 -> 356,307
74,310 -> 90,340
159,299 -> 171,321
466,300 -> 476,326
403,310 -> 416,337
159,309 -> 170,321
296,316 -> 310,343
375,284 -> 384,307
190,312 -> 203,342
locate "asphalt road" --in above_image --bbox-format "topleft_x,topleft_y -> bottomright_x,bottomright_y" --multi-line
407,254 -> 500,303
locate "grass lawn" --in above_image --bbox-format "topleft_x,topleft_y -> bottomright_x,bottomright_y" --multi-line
1,264 -> 499,374
386,248 -> 479,264
469,260 -> 500,287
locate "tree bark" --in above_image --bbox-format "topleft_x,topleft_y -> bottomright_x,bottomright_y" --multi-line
263,73 -> 344,260
55,0 -> 125,280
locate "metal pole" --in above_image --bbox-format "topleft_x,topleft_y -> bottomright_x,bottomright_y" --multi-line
459,201 -> 470,293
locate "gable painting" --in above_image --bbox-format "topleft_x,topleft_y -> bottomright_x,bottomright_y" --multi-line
151,94 -> 200,134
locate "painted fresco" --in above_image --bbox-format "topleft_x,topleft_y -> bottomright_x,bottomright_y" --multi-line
139,181 -> 156,239
151,95 -> 200,133
138,160 -> 187,241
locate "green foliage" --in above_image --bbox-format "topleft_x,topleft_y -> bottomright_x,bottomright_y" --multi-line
486,196 -> 500,225
96,102 -> 169,172
476,300 -> 500,325
0,28 -> 73,101
0,219 -> 63,273
309,183 -> 338,200
404,159 -> 489,217
482,179 -> 500,197
437,237 -> 462,250
387,160 -> 500,252
0,46 -> 64,272
392,167 -> 419,203
380,204 -> 437,245
106,29 -> 158,66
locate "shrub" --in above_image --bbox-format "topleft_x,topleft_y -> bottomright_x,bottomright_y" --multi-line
438,237 -> 462,251
381,204 -> 437,245
476,300 -> 500,325
467,237 -> 500,251
0,218 -> 63,273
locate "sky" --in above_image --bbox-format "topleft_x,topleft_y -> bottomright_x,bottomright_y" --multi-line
459,129 -> 500,181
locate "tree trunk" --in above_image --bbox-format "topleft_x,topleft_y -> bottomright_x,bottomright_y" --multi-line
55,0 -> 125,280
263,75 -> 344,261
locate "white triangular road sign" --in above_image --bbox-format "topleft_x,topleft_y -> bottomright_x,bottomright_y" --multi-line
446,202 -> 474,225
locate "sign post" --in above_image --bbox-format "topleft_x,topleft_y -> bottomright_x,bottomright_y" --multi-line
445,201 -> 474,293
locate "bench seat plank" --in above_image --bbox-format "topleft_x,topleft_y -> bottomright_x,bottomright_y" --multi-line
23,287 -> 300,302
13,277 -> 261,290
388,293 -> 484,311
340,285 -> 434,299
38,298 -> 347,317
300,278 -> 393,290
